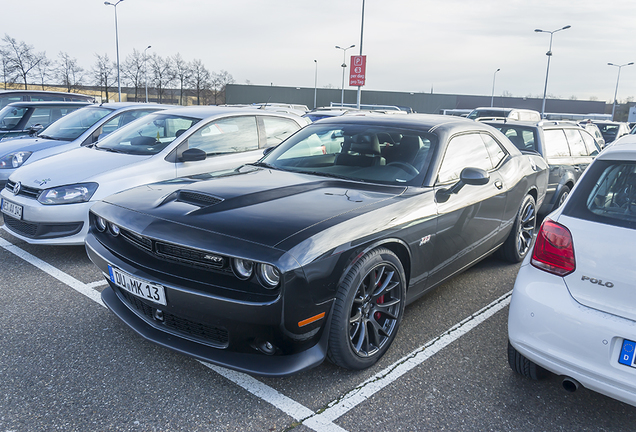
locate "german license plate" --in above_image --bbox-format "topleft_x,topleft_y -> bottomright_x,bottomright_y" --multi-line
619,339 -> 636,368
1,198 -> 22,220
108,265 -> 167,306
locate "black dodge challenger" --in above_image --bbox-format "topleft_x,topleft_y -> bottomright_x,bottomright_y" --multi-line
85,114 -> 548,376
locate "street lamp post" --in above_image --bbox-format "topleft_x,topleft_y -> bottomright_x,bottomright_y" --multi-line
491,68 -> 500,107
335,44 -> 355,106
104,0 -> 124,102
144,45 -> 152,103
535,25 -> 571,119
608,62 -> 634,120
313,59 -> 318,109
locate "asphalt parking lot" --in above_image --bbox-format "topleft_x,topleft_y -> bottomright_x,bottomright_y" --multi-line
1,213 -> 635,431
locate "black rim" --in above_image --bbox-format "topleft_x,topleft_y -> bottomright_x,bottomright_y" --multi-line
558,191 -> 569,206
517,199 -> 536,257
349,263 -> 402,357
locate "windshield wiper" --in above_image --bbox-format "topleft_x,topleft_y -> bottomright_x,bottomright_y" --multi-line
37,134 -> 59,140
251,161 -> 279,170
95,146 -> 124,153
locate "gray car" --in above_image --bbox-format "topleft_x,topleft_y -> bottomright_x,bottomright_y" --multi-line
0,102 -> 168,188
485,119 -> 601,215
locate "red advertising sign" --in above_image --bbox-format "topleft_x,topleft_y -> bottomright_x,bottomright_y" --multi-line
349,55 -> 366,86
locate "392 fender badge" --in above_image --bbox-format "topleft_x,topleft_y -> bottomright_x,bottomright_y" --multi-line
419,235 -> 431,246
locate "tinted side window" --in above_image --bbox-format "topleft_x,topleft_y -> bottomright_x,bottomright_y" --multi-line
581,130 -> 600,156
564,129 -> 587,156
543,129 -> 570,157
262,117 -> 299,147
188,116 -> 258,155
437,133 -> 492,184
481,133 -> 506,167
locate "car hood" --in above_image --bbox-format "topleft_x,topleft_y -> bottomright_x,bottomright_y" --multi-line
101,166 -> 406,248
10,146 -> 150,188
559,214 -> 636,322
0,136 -> 62,155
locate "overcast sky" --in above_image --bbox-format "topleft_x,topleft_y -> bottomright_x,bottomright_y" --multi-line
4,0 -> 636,103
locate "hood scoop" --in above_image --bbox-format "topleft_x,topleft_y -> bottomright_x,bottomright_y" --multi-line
157,190 -> 224,208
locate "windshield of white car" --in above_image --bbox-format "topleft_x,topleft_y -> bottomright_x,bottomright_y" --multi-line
37,106 -> 113,141
261,123 -> 436,186
94,113 -> 200,155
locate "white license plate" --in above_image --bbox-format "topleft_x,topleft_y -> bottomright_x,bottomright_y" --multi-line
108,265 -> 167,306
1,198 -> 22,220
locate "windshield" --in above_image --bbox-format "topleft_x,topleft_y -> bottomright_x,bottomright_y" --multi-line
0,106 -> 28,130
260,123 -> 436,186
95,113 -> 200,155
38,106 -> 112,141
467,109 -> 511,120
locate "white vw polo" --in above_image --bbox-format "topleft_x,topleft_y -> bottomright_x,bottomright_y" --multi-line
508,137 -> 636,407
0,106 -> 307,245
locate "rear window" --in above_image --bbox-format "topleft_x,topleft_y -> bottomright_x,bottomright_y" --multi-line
563,160 -> 636,229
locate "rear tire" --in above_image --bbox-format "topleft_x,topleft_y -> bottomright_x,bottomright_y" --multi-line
552,185 -> 571,212
498,194 -> 536,263
507,341 -> 549,380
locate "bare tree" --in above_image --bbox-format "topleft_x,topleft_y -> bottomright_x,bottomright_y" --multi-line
2,34 -> 46,89
0,45 -> 15,90
122,49 -> 145,102
55,52 -> 84,92
92,53 -> 116,102
150,53 -> 175,103
210,70 -> 234,104
172,53 -> 191,105
187,59 -> 211,105
34,56 -> 53,90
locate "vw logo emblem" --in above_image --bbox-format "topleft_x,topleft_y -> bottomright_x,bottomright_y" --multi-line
12,182 -> 21,196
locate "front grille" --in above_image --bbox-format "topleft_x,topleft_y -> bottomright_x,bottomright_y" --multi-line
120,228 -> 152,251
119,289 -> 229,348
5,180 -> 41,200
177,191 -> 223,207
156,241 -> 226,269
3,215 -> 37,236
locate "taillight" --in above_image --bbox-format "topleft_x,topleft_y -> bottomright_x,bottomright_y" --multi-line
531,219 -> 575,276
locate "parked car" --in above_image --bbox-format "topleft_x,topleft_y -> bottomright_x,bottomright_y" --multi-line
467,107 -> 541,122
83,114 -> 548,376
485,120 -> 601,215
591,120 -> 630,145
0,103 -> 168,189
578,120 -> 606,148
0,101 -> 91,141
0,90 -> 94,109
0,106 -> 309,245
508,137 -> 636,407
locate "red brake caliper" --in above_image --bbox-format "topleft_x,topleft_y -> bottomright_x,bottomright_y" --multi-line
375,295 -> 384,321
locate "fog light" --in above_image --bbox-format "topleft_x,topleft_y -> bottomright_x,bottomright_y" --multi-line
257,264 -> 280,289
109,223 -> 120,236
232,258 -> 254,280
95,216 -> 107,232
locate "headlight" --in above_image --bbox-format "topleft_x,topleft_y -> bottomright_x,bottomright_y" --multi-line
257,264 -> 281,289
38,182 -> 98,205
95,216 -> 107,232
232,258 -> 254,280
0,151 -> 32,169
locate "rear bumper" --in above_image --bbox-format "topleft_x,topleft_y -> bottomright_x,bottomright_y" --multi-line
509,261 -> 636,406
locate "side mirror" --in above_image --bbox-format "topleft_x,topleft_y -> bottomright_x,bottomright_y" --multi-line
28,124 -> 44,136
180,147 -> 207,162
438,167 -> 490,200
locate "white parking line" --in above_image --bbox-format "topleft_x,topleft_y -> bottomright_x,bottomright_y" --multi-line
0,237 -> 511,432
0,237 -> 105,307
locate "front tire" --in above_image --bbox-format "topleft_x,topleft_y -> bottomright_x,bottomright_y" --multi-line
498,194 -> 537,263
327,248 -> 406,370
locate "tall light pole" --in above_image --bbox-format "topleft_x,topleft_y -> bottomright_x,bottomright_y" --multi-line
104,0 -> 124,102
356,0 -> 366,109
335,44 -> 354,106
491,68 -> 500,107
608,62 -> 634,120
313,59 -> 318,109
535,25 -> 571,119
144,45 -> 152,103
